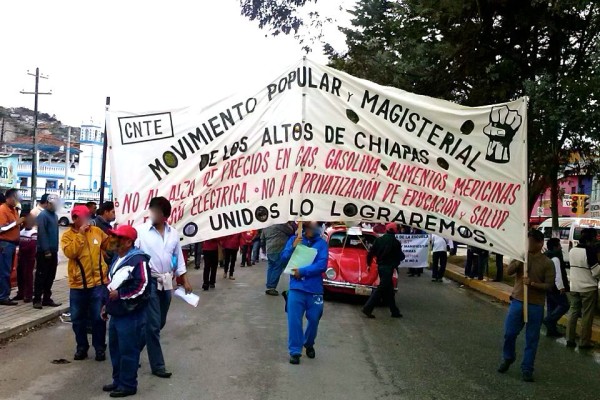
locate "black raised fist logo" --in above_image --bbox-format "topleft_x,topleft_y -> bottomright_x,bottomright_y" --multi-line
483,106 -> 522,164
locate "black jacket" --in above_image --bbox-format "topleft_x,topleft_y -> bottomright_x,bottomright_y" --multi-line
367,233 -> 405,268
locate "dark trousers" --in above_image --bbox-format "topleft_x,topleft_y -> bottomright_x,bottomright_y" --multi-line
194,242 -> 202,269
466,251 -> 488,280
495,254 -> 504,281
408,268 -> 422,276
223,248 -> 237,276
70,285 -> 107,353
203,250 -> 218,286
432,251 -> 448,280
110,309 -> 146,392
544,289 -> 569,334
0,241 -> 16,301
252,241 -> 260,263
240,245 -> 252,266
16,249 -> 36,300
363,266 -> 400,316
141,279 -> 172,373
464,248 -> 474,277
33,251 -> 58,303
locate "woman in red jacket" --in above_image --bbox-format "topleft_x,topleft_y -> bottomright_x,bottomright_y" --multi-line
202,238 -> 220,290
220,234 -> 241,280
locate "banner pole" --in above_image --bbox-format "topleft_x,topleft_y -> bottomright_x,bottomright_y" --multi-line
99,96 -> 110,204
522,96 -> 529,324
298,56 -> 307,230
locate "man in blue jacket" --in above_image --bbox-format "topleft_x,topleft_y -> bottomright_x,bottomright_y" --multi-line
102,225 -> 151,398
280,221 -> 328,365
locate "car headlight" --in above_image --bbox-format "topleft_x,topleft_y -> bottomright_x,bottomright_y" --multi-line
326,268 -> 337,280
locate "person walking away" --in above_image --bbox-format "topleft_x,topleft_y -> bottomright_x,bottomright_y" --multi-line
61,205 -> 110,361
193,242 -> 202,270
240,230 -> 255,268
431,234 -> 448,282
220,233 -> 241,279
136,197 -> 192,379
33,194 -> 62,309
543,238 -> 569,338
102,225 -> 151,398
362,223 -> 404,319
201,238 -> 219,291
280,221 -> 328,365
566,228 -> 600,350
252,229 -> 262,264
494,253 -> 504,282
497,230 -> 554,382
13,213 -> 37,303
0,189 -> 25,306
263,222 -> 294,296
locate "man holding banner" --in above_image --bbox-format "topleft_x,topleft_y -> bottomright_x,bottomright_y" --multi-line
498,230 -> 554,383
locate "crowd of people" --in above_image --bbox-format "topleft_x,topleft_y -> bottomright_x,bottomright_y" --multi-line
1,188 -> 599,393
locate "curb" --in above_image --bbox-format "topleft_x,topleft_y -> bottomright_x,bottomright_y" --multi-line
0,305 -> 69,341
444,263 -> 600,343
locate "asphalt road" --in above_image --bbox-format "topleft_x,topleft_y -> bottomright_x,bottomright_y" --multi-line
0,263 -> 598,400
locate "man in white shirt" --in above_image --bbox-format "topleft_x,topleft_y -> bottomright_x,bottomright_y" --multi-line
543,238 -> 569,338
430,234 -> 448,282
136,197 -> 193,379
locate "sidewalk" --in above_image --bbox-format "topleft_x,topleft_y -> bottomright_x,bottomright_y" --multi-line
0,279 -> 69,341
445,262 -> 600,343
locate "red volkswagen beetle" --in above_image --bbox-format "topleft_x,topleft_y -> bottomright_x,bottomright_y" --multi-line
323,225 -> 398,296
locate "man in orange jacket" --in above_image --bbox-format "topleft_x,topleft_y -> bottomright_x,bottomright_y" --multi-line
61,205 -> 111,362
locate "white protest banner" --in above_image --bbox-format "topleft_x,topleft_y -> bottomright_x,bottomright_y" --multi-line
107,59 -> 528,261
395,234 -> 429,269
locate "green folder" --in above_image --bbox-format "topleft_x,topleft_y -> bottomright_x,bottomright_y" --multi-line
284,244 -> 318,275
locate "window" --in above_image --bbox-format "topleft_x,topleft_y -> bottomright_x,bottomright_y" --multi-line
542,227 -> 570,240
328,232 -> 377,250
46,180 -> 57,189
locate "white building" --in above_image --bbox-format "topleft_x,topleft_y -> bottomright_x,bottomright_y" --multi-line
75,122 -> 111,197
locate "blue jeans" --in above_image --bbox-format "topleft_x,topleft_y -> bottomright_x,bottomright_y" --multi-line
266,253 -> 285,289
109,309 -> 146,392
70,285 -> 107,353
502,299 -> 544,373
141,279 -> 172,373
287,289 -> 324,356
252,241 -> 260,263
0,241 -> 16,301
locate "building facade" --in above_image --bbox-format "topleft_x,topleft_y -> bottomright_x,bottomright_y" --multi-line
75,122 -> 111,196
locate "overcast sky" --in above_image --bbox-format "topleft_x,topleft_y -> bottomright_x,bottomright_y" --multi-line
0,0 -> 354,127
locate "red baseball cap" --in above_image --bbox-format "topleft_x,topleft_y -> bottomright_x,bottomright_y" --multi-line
71,205 -> 90,219
385,222 -> 399,233
108,225 -> 138,241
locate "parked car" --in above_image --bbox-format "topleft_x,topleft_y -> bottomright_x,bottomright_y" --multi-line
322,225 -> 398,296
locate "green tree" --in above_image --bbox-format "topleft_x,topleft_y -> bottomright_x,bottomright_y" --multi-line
242,0 -> 600,230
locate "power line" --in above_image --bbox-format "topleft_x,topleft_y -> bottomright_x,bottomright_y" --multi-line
20,67 -> 52,208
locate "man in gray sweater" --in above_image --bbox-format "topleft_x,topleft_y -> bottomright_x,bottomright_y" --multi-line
33,195 -> 62,309
263,223 -> 294,296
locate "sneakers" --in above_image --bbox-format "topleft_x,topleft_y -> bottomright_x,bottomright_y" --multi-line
223,272 -> 228,279
289,355 -> 301,365
229,276 -> 235,280
522,371 -> 535,382
497,359 -> 514,373
265,289 -> 279,296
305,346 -> 316,359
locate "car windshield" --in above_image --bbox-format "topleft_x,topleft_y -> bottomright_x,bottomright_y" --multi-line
328,232 -> 376,250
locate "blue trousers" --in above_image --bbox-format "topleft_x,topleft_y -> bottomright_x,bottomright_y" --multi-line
266,253 -> 285,289
502,299 -> 544,373
252,241 -> 260,263
109,309 -> 146,392
0,241 -> 16,301
70,285 -> 107,353
287,289 -> 324,356
141,279 -> 171,373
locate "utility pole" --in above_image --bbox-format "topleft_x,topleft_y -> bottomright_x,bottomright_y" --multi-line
64,126 -> 71,195
20,68 -> 51,209
99,97 -> 110,204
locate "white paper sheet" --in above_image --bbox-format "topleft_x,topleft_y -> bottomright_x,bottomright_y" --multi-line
174,287 -> 199,307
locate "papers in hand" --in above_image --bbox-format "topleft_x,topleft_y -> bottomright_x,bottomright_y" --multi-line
284,244 -> 318,275
174,287 -> 199,307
